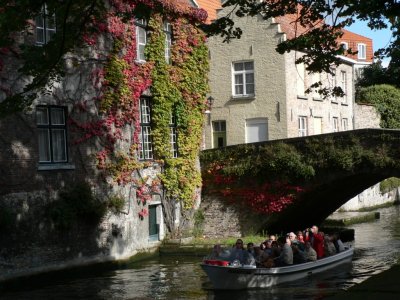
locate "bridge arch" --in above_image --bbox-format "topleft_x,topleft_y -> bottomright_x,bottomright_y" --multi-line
200,129 -> 400,233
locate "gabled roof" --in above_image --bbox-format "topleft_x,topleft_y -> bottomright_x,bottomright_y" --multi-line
275,13 -> 373,63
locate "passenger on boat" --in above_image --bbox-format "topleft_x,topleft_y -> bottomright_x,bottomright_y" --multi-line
292,243 -> 307,264
208,244 -> 230,260
332,233 -> 345,253
324,234 -> 337,257
273,236 -> 293,267
253,246 -> 266,267
270,240 -> 281,258
263,239 -> 273,257
247,242 -> 255,256
297,231 -> 305,244
304,241 -> 317,261
307,225 -> 324,259
288,231 -> 305,251
229,239 -> 254,265
269,234 -> 277,241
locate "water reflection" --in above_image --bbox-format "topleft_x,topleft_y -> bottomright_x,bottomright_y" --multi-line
1,206 -> 399,300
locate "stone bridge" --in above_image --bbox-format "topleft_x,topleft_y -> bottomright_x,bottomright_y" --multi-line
200,129 -> 400,234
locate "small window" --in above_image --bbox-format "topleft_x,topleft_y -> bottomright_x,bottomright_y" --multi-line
35,4 -> 56,45
298,116 -> 307,137
338,70 -> 347,104
212,120 -> 226,148
246,118 -> 268,143
164,22 -> 172,64
340,42 -> 348,50
341,118 -> 348,131
169,112 -> 178,158
333,117 -> 339,132
136,18 -> 147,62
296,63 -> 306,97
232,61 -> 254,97
36,106 -> 67,163
357,43 -> 366,60
139,98 -> 153,160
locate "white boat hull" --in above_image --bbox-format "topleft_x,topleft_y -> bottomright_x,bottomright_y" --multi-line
201,247 -> 354,290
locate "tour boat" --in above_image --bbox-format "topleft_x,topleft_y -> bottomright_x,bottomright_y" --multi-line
201,246 -> 354,290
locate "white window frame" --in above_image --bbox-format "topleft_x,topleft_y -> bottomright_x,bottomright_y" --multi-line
169,112 -> 178,158
232,61 -> 255,97
36,106 -> 67,163
245,118 -> 268,143
139,98 -> 153,160
339,70 -> 347,104
136,18 -> 147,62
340,42 -> 348,50
298,116 -> 308,137
358,43 -> 366,60
164,21 -> 172,64
333,117 -> 339,132
341,118 -> 348,131
35,4 -> 56,45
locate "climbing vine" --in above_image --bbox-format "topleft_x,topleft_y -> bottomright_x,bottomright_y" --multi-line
67,1 -> 208,226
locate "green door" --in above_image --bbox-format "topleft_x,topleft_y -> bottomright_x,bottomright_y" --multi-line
149,205 -> 159,241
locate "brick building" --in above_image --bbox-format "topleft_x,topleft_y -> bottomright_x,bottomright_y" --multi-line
203,5 -> 375,148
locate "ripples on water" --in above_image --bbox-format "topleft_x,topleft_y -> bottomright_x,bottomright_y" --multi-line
1,206 -> 399,300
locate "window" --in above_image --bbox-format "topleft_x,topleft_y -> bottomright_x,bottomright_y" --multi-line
139,98 -> 153,160
298,116 -> 308,137
35,4 -> 56,45
232,61 -> 254,97
246,118 -> 268,143
340,42 -> 348,50
333,117 -> 339,132
164,22 -> 172,64
169,113 -> 178,158
136,18 -> 147,62
339,70 -> 347,104
36,106 -> 67,163
296,63 -> 306,97
342,118 -> 348,131
212,121 -> 226,148
358,43 -> 366,60
313,117 -> 323,135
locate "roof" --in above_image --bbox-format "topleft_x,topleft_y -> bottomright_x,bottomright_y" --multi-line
195,0 -> 222,24
275,13 -> 374,63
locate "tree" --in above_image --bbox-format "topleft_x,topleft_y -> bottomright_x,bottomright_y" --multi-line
204,0 -> 400,81
357,62 -> 400,89
357,84 -> 400,129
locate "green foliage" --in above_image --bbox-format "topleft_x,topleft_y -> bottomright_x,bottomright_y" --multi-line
107,195 -> 126,213
48,182 -> 107,230
356,62 -> 398,88
357,84 -> 400,128
380,177 -> 400,194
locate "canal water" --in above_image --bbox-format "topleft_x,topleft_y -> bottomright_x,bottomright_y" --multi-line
1,205 -> 400,300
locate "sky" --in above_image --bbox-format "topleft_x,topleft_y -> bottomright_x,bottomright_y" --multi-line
346,20 -> 393,67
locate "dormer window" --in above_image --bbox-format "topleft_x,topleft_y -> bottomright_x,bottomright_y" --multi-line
35,4 -> 56,45
357,43 -> 366,60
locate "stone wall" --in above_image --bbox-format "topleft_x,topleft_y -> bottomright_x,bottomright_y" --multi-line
354,103 -> 381,129
0,190 -> 162,282
200,195 -> 266,238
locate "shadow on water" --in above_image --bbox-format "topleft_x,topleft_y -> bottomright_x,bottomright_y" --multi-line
1,206 -> 400,300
